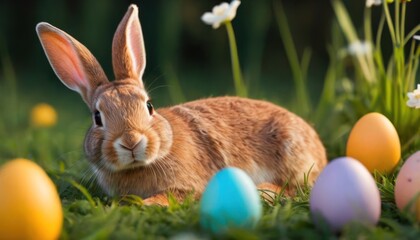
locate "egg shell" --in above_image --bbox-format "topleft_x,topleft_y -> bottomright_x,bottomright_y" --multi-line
30,103 -> 57,127
200,167 -> 262,234
0,159 -> 63,240
346,112 -> 401,173
394,151 -> 420,221
310,157 -> 381,232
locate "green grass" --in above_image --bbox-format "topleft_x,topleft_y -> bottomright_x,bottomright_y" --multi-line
1,0 -> 420,239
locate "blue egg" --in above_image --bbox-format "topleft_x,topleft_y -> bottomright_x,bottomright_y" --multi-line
200,167 -> 262,234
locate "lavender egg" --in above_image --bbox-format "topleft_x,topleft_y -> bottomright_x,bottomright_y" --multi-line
309,157 -> 381,232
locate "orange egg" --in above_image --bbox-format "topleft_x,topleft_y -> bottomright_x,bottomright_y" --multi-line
346,112 -> 401,173
0,159 -> 63,240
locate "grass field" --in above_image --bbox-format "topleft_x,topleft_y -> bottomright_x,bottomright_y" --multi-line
1,0 -> 420,239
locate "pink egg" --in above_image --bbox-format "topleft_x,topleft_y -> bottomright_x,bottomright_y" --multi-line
395,151 -> 420,220
310,157 -> 381,232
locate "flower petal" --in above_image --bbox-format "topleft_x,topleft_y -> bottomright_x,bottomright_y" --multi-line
407,85 -> 420,108
366,0 -> 382,7
201,12 -> 217,24
213,3 -> 229,15
201,1 -> 241,28
407,99 -> 420,108
226,0 -> 241,21
212,22 -> 221,29
414,35 -> 420,41
347,41 -> 372,56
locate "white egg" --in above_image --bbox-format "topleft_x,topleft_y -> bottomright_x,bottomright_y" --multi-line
395,151 -> 420,221
309,157 -> 381,232
200,167 -> 262,234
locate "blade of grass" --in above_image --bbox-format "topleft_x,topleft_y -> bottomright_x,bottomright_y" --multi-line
300,48 -> 312,88
382,1 -> 397,45
274,1 -> 310,116
395,0 -> 401,45
403,25 -> 420,45
332,0 -> 373,82
70,179 -> 97,208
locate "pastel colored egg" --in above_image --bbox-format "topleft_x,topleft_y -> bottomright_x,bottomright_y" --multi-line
0,159 -> 63,240
200,167 -> 262,234
310,157 -> 381,232
30,103 -> 57,127
346,112 -> 401,173
394,151 -> 420,221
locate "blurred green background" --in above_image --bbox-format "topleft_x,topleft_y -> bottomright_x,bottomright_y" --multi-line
1,0 -> 331,105
1,0 -> 419,103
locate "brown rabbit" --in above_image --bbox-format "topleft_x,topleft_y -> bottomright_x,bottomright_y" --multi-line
36,4 -> 327,205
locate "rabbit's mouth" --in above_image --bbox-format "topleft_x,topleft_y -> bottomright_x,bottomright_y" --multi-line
109,135 -> 156,170
106,155 -> 156,172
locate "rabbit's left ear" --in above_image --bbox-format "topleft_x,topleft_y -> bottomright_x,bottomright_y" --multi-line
112,4 -> 146,87
36,22 -> 109,105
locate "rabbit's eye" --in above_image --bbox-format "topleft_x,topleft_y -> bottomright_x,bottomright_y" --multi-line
94,111 -> 103,127
146,101 -> 154,115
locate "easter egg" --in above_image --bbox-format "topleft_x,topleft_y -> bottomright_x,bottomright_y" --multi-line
395,151 -> 420,221
310,157 -> 381,232
0,159 -> 63,239
30,103 -> 57,127
200,167 -> 262,234
346,112 -> 401,173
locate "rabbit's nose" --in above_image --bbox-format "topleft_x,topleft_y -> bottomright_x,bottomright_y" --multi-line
119,141 -> 140,151
120,131 -> 143,151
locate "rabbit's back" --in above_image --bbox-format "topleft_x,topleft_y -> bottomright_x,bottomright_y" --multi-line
160,96 -> 327,189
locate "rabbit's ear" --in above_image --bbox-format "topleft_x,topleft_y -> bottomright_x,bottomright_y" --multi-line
112,4 -> 145,87
36,22 -> 108,105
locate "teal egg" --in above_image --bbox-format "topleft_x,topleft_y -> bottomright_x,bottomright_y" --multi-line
199,167 -> 262,234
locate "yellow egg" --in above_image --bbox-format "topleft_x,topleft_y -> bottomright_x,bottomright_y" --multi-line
0,159 -> 63,240
346,112 -> 401,173
30,103 -> 57,127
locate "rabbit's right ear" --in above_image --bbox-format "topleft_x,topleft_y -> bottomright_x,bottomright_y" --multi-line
36,22 -> 109,105
112,4 -> 146,86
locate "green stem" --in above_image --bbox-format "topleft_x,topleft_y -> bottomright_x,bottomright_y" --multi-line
364,7 -> 377,82
403,24 -> 420,45
364,7 -> 373,44
225,21 -> 247,97
401,2 -> 406,46
383,1 -> 396,45
375,14 -> 386,76
332,0 -> 373,82
406,40 -> 416,92
395,0 -> 400,45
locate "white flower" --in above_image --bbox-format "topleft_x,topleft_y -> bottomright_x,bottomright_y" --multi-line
407,84 -> 420,109
347,41 -> 372,56
414,35 -> 420,41
366,0 -> 382,7
201,0 -> 241,29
